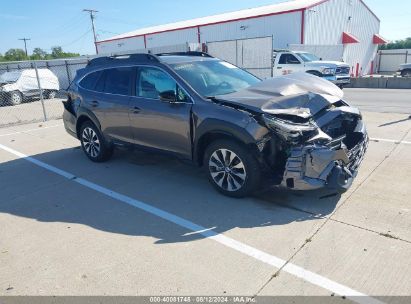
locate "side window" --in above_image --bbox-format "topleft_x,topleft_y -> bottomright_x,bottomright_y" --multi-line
79,71 -> 102,90
279,54 -> 300,64
104,67 -> 134,95
95,67 -> 134,95
137,67 -> 177,100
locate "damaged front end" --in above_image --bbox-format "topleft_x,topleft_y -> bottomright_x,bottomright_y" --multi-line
261,102 -> 368,193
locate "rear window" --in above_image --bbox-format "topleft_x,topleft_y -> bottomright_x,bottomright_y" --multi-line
79,71 -> 102,90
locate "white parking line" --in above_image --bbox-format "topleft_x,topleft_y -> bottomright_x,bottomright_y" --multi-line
0,124 -> 63,137
370,138 -> 411,145
0,142 -> 383,304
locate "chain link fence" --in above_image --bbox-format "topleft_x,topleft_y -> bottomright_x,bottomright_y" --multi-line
0,39 -> 273,128
0,58 -> 89,127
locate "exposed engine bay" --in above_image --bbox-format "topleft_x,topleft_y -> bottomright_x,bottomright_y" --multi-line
214,73 -> 369,192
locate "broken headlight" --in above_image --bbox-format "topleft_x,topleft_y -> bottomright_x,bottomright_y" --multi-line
263,114 -> 318,144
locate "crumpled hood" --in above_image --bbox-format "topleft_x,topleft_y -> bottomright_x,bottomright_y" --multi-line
214,72 -> 344,117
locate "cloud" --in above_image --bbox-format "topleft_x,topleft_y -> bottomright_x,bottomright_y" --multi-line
0,13 -> 28,20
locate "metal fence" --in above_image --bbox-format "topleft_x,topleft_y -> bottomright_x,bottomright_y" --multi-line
0,39 -> 273,128
206,36 -> 274,79
0,58 -> 89,127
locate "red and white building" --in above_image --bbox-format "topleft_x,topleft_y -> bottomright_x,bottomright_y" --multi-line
96,0 -> 387,76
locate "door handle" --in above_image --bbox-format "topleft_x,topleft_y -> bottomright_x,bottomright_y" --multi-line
131,106 -> 141,114
277,67 -> 282,69
90,101 -> 99,107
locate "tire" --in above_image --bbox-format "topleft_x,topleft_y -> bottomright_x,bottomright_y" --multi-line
9,91 -> 23,105
204,139 -> 261,198
80,121 -> 113,162
401,69 -> 411,78
47,90 -> 57,99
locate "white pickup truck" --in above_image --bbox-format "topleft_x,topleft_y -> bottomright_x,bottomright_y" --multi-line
273,51 -> 351,88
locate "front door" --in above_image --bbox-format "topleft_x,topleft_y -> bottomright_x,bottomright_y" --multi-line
274,53 -> 302,76
129,66 -> 193,159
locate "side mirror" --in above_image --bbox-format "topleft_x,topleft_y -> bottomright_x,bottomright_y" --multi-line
159,90 -> 177,103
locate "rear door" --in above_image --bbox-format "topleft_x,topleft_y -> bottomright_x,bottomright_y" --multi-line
129,66 -> 193,158
274,53 -> 303,76
81,67 -> 135,142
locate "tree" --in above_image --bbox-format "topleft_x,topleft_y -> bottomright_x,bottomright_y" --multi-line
3,49 -> 27,61
0,53 -> 4,62
379,37 -> 411,50
0,46 -> 81,62
30,48 -> 48,60
51,46 -> 64,58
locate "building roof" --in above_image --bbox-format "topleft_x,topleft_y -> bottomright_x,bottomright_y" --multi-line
98,0 -> 379,44
97,0 -> 324,44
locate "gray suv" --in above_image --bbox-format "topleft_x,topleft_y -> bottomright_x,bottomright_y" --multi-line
63,52 -> 368,197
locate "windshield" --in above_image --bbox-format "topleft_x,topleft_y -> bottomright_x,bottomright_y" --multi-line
0,71 -> 21,83
169,60 -> 261,97
296,53 -> 320,62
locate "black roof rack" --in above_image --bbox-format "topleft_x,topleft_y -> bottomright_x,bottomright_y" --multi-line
156,51 -> 213,58
87,53 -> 160,67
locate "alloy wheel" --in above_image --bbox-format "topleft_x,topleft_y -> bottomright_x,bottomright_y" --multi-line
209,149 -> 247,192
11,92 -> 22,105
82,127 -> 101,158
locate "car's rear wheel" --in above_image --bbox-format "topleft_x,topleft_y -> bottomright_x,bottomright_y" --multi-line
9,91 -> 23,105
80,121 -> 113,162
204,140 -> 261,198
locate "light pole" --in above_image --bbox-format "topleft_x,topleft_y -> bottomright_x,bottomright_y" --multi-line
83,9 -> 99,54
18,38 -> 31,56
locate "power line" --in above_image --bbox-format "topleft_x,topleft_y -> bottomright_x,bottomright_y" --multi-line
83,9 -> 99,54
18,38 -> 31,56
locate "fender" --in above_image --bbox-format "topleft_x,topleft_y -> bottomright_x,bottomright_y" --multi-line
193,118 -> 262,164
75,107 -> 102,137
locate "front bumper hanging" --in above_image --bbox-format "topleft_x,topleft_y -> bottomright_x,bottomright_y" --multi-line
281,131 -> 368,192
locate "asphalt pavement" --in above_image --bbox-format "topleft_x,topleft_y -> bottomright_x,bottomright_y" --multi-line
344,88 -> 411,114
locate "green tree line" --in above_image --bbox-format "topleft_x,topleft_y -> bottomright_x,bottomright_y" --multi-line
0,46 -> 80,62
379,37 -> 411,50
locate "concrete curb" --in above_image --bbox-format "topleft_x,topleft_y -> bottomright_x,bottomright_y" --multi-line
347,77 -> 411,89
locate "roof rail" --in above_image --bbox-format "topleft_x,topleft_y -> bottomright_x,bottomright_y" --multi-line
87,53 -> 160,67
156,51 -> 213,58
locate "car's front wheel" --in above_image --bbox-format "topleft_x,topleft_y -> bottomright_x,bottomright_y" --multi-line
80,121 -> 113,162
46,90 -> 57,99
204,140 -> 261,198
9,91 -> 23,105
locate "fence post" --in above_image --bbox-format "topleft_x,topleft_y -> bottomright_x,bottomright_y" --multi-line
406,51 -> 409,64
34,61 -> 48,121
65,60 -> 71,84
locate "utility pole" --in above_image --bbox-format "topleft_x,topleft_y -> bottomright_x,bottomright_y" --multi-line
18,38 -> 31,56
83,9 -> 99,54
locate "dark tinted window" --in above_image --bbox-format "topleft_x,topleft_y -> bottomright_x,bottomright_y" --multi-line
93,67 -> 134,95
104,67 -> 134,95
79,71 -> 102,90
279,54 -> 300,64
95,71 -> 106,92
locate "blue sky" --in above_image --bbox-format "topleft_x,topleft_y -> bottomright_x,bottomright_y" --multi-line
0,0 -> 410,56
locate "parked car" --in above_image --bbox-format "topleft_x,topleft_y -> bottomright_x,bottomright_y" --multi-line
273,50 -> 351,88
0,69 -> 59,105
399,63 -> 411,77
63,52 -> 368,197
